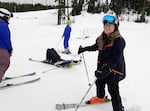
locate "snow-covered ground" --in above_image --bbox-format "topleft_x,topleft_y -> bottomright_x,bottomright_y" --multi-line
0,9 -> 150,111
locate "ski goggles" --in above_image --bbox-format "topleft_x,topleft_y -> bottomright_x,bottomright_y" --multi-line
102,15 -> 115,24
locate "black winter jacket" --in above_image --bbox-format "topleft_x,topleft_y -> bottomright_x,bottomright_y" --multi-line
84,33 -> 126,80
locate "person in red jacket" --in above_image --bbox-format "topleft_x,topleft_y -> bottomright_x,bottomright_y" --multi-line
78,11 -> 126,111
0,8 -> 13,86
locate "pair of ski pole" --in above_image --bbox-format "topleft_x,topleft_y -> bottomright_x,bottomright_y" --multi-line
75,50 -> 96,111
53,37 -> 94,110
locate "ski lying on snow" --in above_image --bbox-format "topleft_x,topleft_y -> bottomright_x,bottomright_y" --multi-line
29,58 -> 72,67
0,77 -> 40,90
29,58 -> 81,67
2,72 -> 36,81
56,99 -> 111,110
28,58 -> 66,67
29,58 -> 51,64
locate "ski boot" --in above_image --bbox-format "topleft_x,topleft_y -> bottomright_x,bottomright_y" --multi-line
62,48 -> 71,54
85,96 -> 110,104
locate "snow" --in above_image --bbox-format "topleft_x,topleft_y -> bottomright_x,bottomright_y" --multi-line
0,9 -> 150,111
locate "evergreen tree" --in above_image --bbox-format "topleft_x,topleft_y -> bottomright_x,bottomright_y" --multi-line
109,0 -> 124,15
71,0 -> 83,16
87,0 -> 97,13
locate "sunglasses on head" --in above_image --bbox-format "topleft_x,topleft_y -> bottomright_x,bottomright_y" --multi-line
103,15 -> 115,24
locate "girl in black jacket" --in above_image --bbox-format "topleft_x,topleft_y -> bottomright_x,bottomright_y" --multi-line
78,12 -> 126,111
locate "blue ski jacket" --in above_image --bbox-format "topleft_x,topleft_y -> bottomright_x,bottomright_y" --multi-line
63,25 -> 71,39
63,25 -> 71,48
0,20 -> 13,53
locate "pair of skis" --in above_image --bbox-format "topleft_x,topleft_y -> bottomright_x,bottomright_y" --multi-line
28,58 -> 81,68
0,72 -> 40,90
1,55 -> 81,89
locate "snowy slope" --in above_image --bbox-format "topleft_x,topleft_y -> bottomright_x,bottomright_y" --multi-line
0,9 -> 150,111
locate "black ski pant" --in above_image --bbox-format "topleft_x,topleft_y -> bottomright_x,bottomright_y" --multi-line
96,73 -> 123,111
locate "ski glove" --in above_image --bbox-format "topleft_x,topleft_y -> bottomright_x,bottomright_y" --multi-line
95,63 -> 112,79
8,50 -> 12,57
78,46 -> 87,54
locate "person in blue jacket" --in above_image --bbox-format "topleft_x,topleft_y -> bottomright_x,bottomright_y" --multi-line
62,20 -> 72,54
78,11 -> 126,111
0,8 -> 13,84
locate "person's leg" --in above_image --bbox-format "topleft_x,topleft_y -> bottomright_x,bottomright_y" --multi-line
107,74 -> 123,111
0,49 -> 10,81
96,79 -> 105,98
63,37 -> 71,54
87,79 -> 106,104
63,37 -> 69,49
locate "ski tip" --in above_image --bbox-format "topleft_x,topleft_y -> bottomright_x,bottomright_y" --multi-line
31,72 -> 36,75
26,77 -> 41,83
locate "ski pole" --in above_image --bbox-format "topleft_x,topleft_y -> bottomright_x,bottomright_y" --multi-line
55,37 -> 63,49
42,67 -> 59,73
82,52 -> 91,86
74,78 -> 97,111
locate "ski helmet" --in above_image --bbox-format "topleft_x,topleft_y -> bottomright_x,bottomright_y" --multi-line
0,8 -> 13,20
102,10 -> 119,26
102,10 -> 119,31
66,20 -> 72,25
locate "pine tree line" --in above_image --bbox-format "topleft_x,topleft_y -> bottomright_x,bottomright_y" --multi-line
71,0 -> 150,22
0,0 -> 150,23
0,2 -> 55,12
